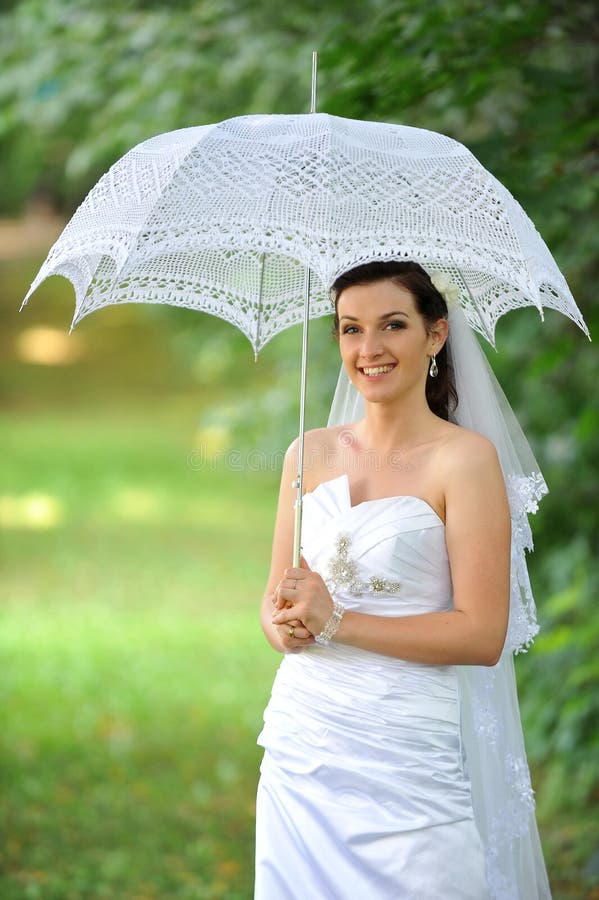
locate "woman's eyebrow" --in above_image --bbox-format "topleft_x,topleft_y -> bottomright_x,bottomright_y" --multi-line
340,311 -> 410,321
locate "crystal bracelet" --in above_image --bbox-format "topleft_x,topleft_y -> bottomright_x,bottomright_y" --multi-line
314,600 -> 346,645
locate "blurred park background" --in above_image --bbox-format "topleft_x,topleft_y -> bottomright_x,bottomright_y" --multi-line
1,1 -> 597,898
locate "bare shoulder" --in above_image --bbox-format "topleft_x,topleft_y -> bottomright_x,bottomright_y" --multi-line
438,424 -> 501,474
437,424 -> 507,513
286,425 -> 347,464
283,425 -> 345,487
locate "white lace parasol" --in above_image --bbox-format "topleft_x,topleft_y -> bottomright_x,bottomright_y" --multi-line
20,113 -> 588,351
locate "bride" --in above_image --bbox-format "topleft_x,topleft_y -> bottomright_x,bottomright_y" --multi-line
254,261 -> 552,899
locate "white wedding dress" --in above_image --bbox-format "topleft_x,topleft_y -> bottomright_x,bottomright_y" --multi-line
255,473 -> 491,899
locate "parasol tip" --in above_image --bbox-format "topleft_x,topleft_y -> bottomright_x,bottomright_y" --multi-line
310,51 -> 318,114
19,285 -> 35,312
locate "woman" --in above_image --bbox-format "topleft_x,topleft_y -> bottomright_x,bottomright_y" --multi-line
254,261 -> 552,899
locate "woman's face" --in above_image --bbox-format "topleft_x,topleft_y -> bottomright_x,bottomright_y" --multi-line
336,279 -> 445,404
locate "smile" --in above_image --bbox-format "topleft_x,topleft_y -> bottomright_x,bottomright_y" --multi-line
359,364 -> 396,378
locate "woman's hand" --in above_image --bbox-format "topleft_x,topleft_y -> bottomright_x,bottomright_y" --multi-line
272,557 -> 334,638
272,617 -> 314,653
270,580 -> 314,653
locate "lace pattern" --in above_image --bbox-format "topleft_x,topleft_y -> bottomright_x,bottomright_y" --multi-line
504,472 -> 548,654
466,663 -> 541,900
20,114 -> 588,351
486,749 -> 537,900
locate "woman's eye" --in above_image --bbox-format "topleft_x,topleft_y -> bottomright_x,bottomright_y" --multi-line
341,321 -> 405,335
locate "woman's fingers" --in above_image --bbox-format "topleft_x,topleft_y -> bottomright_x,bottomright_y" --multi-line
284,562 -> 311,578
284,622 -> 311,639
273,609 -> 310,636
275,622 -> 314,653
273,590 -> 296,611
272,605 -> 302,626
274,575 -> 303,609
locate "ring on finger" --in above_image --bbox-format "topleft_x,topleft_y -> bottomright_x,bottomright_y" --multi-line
288,626 -> 295,637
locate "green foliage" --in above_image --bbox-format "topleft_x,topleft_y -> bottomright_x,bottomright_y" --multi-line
0,0 -> 330,213
518,540 -> 599,811
191,315 -> 340,456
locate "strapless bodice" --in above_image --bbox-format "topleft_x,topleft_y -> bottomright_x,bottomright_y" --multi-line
300,473 -> 453,619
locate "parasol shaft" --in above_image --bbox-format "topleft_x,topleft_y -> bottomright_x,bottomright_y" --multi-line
292,50 -> 318,567
292,267 -> 312,566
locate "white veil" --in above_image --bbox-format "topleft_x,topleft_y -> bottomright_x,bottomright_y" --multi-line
327,300 -> 552,899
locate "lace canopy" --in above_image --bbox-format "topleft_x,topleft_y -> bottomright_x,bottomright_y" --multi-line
21,114 -> 588,351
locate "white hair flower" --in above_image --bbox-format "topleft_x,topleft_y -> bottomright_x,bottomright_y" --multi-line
430,271 -> 461,308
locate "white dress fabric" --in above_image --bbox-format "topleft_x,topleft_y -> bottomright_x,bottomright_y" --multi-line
255,474 -> 491,899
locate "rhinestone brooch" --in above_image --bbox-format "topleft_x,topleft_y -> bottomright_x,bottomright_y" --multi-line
325,532 -> 401,596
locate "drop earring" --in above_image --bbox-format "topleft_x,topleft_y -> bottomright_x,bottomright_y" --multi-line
429,354 -> 438,378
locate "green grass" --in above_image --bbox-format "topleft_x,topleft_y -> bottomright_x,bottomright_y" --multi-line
3,256 -> 290,897
1,407 -> 281,900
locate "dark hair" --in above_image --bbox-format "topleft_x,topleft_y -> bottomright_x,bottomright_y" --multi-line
331,260 -> 458,420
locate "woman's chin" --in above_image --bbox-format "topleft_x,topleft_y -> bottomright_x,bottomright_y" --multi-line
354,376 -> 400,397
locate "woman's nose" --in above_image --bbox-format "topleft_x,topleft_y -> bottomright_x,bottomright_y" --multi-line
358,330 -> 385,357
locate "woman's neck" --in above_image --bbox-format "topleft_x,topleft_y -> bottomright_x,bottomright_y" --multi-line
354,395 -> 442,455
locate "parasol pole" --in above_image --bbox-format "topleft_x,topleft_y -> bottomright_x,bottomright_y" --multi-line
291,49 -> 318,567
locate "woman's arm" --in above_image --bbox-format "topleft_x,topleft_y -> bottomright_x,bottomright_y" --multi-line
259,436 -> 316,654
273,433 -> 511,667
